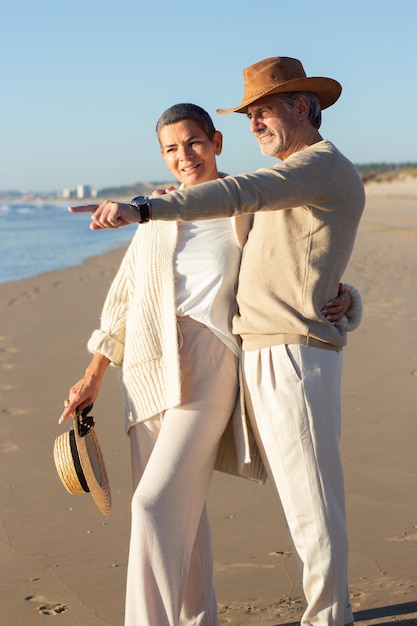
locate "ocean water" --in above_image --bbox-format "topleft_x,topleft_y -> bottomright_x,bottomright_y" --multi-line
0,202 -> 137,284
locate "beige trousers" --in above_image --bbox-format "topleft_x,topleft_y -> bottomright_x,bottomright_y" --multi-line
243,344 -> 353,626
124,317 -> 238,626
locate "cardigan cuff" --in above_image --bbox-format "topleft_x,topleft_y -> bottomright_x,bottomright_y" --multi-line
87,329 -> 125,366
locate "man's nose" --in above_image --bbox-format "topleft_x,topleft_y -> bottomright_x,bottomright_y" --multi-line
249,116 -> 264,133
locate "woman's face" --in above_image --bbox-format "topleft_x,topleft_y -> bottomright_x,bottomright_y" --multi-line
159,119 -> 222,187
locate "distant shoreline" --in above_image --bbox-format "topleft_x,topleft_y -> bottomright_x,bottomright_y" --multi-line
0,182 -> 176,205
2,169 -> 417,205
5,177 -> 417,205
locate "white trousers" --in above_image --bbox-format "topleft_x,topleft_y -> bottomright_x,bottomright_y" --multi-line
243,344 -> 353,626
124,317 -> 238,626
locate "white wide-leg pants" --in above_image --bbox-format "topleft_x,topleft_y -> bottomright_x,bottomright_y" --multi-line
243,344 -> 353,626
124,317 -> 238,626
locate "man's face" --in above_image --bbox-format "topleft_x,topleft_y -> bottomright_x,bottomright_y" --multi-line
247,94 -> 298,160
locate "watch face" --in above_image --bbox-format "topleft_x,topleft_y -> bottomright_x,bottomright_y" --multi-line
131,196 -> 146,205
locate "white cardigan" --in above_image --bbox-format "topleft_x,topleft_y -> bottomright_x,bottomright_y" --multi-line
87,215 -> 267,480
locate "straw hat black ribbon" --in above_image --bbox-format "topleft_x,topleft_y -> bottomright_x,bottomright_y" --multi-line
53,403 -> 111,516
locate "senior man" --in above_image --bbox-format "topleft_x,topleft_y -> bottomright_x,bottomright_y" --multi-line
72,57 -> 365,626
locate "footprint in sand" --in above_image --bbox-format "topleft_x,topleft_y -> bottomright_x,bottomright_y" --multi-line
1,442 -> 19,452
0,363 -> 14,370
2,407 -> 27,417
7,288 -> 42,306
0,346 -> 19,369
269,550 -> 291,558
350,590 -> 365,609
25,595 -> 68,616
37,603 -> 68,616
387,531 -> 417,542
4,346 -> 18,354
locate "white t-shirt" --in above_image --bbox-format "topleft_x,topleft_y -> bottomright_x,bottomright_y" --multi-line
175,218 -> 241,356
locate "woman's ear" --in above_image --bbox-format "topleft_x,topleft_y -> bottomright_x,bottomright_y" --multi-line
213,130 -> 223,156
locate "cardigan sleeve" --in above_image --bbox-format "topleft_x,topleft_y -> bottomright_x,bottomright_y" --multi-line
87,242 -> 134,365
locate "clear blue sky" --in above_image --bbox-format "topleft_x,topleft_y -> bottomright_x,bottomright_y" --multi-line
1,0 -> 416,193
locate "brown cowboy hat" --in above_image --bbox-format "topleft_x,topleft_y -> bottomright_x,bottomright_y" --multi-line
216,56 -> 342,114
53,404 -> 111,516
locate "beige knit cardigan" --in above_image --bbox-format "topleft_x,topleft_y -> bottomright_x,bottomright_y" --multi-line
87,214 -> 267,482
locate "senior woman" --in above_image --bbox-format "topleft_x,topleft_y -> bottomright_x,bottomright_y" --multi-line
60,103 -> 359,626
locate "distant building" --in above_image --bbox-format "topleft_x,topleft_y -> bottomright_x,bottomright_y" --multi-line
61,185 -> 96,199
76,184 -> 91,199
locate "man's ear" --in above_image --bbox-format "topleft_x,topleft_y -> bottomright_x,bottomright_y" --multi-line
294,94 -> 310,121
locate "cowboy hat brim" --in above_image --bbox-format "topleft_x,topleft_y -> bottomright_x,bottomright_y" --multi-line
216,76 -> 342,114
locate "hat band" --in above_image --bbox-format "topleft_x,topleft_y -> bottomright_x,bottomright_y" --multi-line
69,430 -> 90,493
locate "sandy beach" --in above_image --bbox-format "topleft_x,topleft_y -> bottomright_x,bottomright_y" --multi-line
1,183 -> 416,625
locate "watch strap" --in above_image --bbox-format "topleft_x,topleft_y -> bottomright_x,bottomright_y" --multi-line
130,196 -> 151,224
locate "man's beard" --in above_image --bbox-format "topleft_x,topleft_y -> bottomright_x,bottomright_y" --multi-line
257,132 -> 280,157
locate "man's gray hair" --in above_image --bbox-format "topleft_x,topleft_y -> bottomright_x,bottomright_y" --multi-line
274,92 -> 322,129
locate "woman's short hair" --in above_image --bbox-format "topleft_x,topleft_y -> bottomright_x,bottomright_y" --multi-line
156,103 -> 217,144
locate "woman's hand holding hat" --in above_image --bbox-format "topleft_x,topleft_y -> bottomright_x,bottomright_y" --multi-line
59,353 -> 110,424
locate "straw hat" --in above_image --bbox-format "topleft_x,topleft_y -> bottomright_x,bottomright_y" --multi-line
216,56 -> 342,114
53,404 -> 111,516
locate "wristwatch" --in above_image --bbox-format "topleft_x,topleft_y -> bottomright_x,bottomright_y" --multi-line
130,196 -> 151,223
